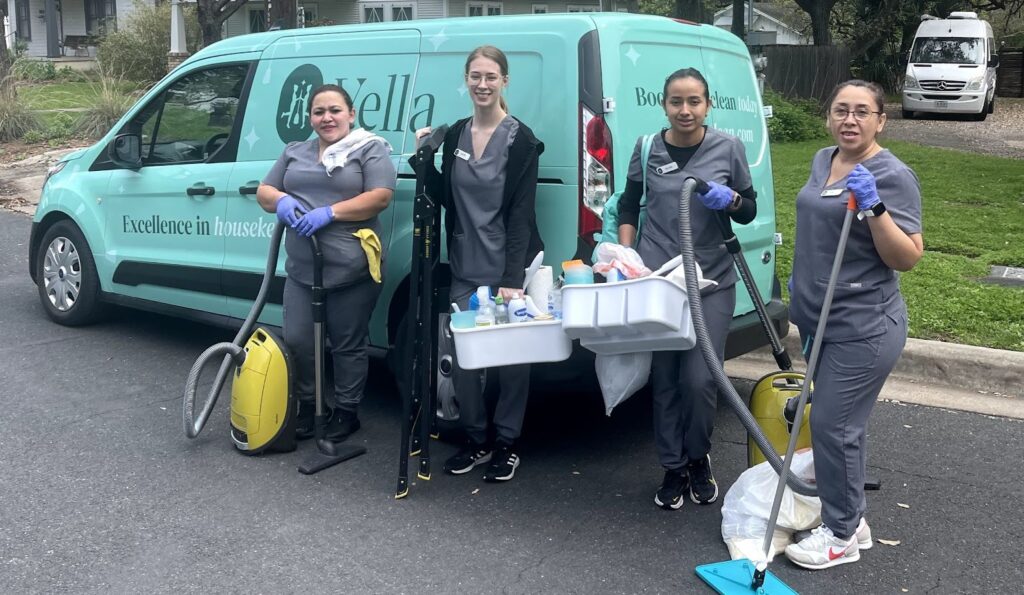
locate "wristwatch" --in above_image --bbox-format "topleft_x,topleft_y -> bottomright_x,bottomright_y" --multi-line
860,201 -> 886,218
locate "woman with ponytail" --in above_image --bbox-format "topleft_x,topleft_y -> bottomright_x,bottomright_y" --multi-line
415,45 -> 544,483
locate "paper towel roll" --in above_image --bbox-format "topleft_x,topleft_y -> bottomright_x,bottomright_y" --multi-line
526,265 -> 553,308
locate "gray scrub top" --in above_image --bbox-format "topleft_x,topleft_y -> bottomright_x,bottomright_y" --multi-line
449,116 -> 519,287
629,127 -> 753,291
263,138 -> 396,288
789,148 -> 922,341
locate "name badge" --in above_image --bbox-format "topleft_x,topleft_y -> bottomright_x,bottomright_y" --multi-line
820,187 -> 845,198
454,149 -> 471,161
655,162 -> 679,175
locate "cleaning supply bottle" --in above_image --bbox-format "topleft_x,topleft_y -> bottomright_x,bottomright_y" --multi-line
475,287 -> 495,326
508,295 -> 528,323
494,295 -> 509,325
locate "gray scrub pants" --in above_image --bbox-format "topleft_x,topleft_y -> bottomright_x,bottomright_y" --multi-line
651,285 -> 735,472
450,283 -> 531,448
802,308 -> 907,539
283,277 -> 381,412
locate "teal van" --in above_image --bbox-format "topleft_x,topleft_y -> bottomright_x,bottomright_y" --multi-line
29,13 -> 786,364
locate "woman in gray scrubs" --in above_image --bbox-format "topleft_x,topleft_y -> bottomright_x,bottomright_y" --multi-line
617,68 -> 757,511
257,84 -> 396,444
415,46 -> 544,483
783,80 -> 923,570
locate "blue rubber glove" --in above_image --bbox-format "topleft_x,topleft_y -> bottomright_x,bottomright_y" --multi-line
295,206 -> 334,237
696,181 -> 735,211
847,164 -> 880,211
275,194 -> 306,227
787,275 -> 794,293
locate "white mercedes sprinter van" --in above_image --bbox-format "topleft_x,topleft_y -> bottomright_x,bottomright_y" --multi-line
902,12 -> 998,120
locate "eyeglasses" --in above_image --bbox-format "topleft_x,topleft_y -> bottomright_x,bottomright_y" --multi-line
467,73 -> 502,84
830,107 -> 882,121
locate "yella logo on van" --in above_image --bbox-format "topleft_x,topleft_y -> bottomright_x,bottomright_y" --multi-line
277,64 -> 323,143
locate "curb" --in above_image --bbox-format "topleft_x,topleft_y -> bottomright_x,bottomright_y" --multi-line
743,324 -> 1023,400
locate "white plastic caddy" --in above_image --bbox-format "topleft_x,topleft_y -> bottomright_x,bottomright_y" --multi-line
560,276 -> 696,355
450,319 -> 572,370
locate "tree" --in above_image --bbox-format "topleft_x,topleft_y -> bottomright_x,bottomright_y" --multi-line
269,0 -> 297,30
793,0 -> 840,45
196,0 -> 249,46
731,0 -> 745,38
675,0 -> 704,21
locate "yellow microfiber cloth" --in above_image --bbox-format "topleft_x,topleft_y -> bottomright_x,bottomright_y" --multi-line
354,228 -> 383,283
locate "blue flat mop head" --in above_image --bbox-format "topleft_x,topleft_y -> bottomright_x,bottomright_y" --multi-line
696,559 -> 798,595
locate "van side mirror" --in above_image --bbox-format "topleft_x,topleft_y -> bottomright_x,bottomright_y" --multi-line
109,133 -> 142,169
988,56 -> 999,68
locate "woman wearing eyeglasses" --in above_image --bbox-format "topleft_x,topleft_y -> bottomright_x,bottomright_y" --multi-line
414,45 -> 544,483
784,80 -> 923,570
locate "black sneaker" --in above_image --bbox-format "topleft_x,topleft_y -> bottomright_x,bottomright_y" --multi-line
483,446 -> 520,482
325,408 -> 360,442
443,444 -> 492,475
295,401 -> 317,440
654,470 -> 689,510
687,454 -> 719,505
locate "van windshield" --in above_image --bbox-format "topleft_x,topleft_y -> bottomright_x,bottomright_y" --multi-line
910,37 -> 984,64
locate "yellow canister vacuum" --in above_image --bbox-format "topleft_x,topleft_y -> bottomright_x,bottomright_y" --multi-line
711,209 -> 811,468
182,221 -> 296,455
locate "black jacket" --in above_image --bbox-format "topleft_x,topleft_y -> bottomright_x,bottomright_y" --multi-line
424,116 -> 545,288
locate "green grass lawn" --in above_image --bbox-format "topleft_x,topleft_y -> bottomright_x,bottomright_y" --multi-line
771,139 -> 1024,352
20,80 -> 143,111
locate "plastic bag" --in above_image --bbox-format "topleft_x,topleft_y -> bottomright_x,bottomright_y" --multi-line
720,450 -> 821,562
594,351 -> 652,416
592,242 -> 652,280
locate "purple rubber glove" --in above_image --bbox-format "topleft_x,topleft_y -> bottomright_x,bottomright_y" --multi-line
847,164 -> 880,211
295,206 -> 333,237
696,181 -> 735,211
275,194 -> 306,227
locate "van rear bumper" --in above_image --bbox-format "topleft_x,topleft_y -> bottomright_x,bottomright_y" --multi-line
902,91 -> 986,113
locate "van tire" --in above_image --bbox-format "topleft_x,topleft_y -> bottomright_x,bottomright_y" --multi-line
988,96 -> 995,114
901,109 -> 914,120
972,108 -> 988,121
35,221 -> 105,326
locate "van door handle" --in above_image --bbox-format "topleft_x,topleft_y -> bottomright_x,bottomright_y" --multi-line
187,184 -> 216,196
238,181 -> 259,195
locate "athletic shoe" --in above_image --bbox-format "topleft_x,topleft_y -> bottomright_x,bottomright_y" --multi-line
294,401 -> 317,440
687,454 -> 719,505
784,524 -> 860,570
856,517 -> 873,550
654,470 -> 689,510
325,408 -> 360,441
443,444 -> 492,475
483,446 -> 520,482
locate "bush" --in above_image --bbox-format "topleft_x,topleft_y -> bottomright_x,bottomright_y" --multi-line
21,129 -> 45,144
762,88 -> 828,143
97,0 -> 201,83
12,58 -> 58,82
76,74 -> 141,139
0,69 -> 40,141
44,111 -> 77,141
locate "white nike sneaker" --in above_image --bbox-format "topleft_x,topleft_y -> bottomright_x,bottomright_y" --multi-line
784,524 -> 860,570
856,517 -> 873,551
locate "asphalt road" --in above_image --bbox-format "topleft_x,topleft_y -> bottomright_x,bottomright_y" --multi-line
2,209 -> 1022,594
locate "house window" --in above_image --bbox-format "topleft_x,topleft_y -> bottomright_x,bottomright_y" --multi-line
532,4 -> 547,13
467,2 -> 502,16
248,9 -> 267,33
85,0 -> 117,36
14,0 -> 31,41
360,2 -> 415,22
298,3 -> 319,27
567,4 -> 600,11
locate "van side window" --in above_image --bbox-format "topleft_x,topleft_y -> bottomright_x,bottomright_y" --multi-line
129,64 -> 249,166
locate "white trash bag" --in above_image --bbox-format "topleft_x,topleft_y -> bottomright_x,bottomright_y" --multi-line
594,351 -> 652,416
721,449 -> 821,562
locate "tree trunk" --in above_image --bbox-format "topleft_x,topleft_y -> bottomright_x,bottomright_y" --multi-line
793,0 -> 836,46
196,0 -> 249,47
731,0 -> 745,39
674,0 -> 703,22
269,0 -> 297,30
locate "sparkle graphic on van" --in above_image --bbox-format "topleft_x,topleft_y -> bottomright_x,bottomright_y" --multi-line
429,28 -> 449,51
277,64 -> 324,143
625,45 -> 640,66
245,126 -> 261,150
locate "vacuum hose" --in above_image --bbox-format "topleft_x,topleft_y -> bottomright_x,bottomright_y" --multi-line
183,221 -> 286,438
677,178 -> 817,497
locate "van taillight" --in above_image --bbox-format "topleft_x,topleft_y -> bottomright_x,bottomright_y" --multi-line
579,104 -> 613,248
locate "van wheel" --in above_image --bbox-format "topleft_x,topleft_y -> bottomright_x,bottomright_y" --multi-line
972,108 -> 988,122
901,109 -> 914,120
988,96 -> 995,114
36,221 -> 105,326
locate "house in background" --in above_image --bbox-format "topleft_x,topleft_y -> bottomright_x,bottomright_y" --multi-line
223,0 -> 633,38
6,0 -> 152,58
712,1 -> 810,45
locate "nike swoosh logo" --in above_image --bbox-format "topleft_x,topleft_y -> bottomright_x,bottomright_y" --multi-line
828,547 -> 847,561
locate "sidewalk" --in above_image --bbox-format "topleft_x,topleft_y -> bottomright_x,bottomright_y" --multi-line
728,324 -> 1024,420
